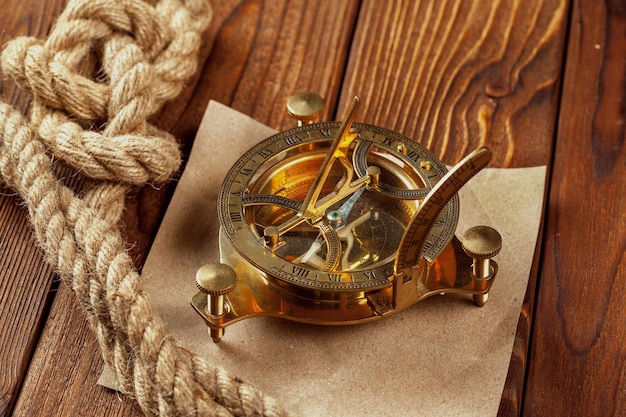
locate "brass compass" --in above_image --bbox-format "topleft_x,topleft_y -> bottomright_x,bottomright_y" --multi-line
192,93 -> 502,342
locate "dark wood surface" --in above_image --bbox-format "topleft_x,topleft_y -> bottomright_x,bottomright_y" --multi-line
0,0 -> 623,416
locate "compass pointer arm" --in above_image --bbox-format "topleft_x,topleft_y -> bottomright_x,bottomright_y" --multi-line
299,96 -> 362,222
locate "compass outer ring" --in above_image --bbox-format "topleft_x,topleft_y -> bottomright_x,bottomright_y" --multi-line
216,122 -> 459,291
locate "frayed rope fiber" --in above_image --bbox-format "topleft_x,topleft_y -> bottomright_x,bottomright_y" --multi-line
0,1 -> 289,416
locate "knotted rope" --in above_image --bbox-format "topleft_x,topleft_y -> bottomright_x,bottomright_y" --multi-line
0,1 -> 288,416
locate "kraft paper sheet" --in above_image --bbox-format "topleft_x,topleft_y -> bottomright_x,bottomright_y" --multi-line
99,101 -> 546,417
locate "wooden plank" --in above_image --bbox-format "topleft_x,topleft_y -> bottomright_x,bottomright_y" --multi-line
0,1 -> 75,415
11,281 -> 145,417
11,1 -> 359,416
0,203 -> 56,417
337,1 -> 569,416
523,0 -> 626,415
339,0 -> 568,167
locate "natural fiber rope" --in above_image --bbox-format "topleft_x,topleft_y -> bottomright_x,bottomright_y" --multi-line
0,1 -> 289,416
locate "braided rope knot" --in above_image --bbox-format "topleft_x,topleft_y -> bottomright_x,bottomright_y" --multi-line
1,0 -> 213,185
0,0 -> 290,416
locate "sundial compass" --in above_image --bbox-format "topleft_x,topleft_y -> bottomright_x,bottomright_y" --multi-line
191,93 -> 502,342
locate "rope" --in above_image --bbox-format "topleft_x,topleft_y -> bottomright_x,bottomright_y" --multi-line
0,1 -> 289,416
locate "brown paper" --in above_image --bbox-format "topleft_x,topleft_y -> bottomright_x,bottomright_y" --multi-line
100,101 -> 546,417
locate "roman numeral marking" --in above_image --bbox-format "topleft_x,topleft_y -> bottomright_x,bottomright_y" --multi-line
258,148 -> 273,159
292,265 -> 310,278
229,212 -> 243,222
328,273 -> 342,282
285,135 -> 304,146
363,270 -> 377,280
382,137 -> 394,147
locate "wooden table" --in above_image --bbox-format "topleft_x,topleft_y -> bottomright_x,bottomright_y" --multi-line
1,1 -> 624,416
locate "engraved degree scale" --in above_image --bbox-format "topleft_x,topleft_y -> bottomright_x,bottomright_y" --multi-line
192,93 -> 502,342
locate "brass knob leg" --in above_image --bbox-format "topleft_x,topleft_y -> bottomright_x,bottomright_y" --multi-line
286,92 -> 325,126
461,225 -> 502,306
196,263 -> 237,342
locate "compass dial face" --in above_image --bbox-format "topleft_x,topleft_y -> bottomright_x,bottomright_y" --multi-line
218,122 -> 458,291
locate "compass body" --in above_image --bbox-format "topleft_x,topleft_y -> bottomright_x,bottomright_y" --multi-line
192,95 -> 501,342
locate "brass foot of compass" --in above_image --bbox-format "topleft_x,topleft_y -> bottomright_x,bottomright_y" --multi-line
191,93 -> 502,342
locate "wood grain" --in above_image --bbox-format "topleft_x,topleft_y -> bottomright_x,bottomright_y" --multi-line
339,0 -> 568,168
0,1 -> 75,415
524,0 -> 626,415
